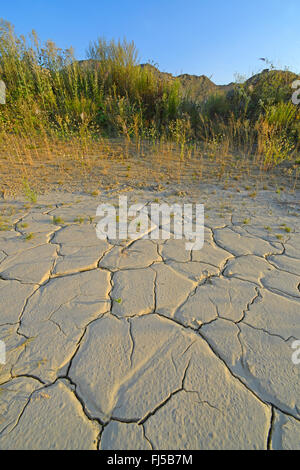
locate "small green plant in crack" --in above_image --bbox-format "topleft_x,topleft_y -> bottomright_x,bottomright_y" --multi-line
0,224 -> 10,231
114,298 -> 122,304
52,216 -> 64,225
0,217 -> 11,231
20,222 -> 29,229
23,179 -> 37,204
264,226 -> 272,232
243,218 -> 251,225
25,232 -> 34,241
74,216 -> 85,224
284,226 -> 292,233
276,234 -> 283,240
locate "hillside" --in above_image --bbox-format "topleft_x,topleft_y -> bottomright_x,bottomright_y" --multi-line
77,60 -> 299,104
140,63 -> 234,101
140,64 -> 300,104
77,60 -> 234,102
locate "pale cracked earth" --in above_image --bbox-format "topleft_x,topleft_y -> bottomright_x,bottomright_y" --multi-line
0,185 -> 300,450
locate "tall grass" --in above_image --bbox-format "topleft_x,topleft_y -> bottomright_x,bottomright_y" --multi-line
0,18 -> 299,196
0,20 -> 183,138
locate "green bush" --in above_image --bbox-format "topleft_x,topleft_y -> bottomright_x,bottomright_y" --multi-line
202,93 -> 230,120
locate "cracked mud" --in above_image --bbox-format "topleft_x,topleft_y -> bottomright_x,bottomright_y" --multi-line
0,185 -> 299,450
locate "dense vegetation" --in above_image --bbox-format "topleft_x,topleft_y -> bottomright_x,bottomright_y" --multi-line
0,19 -> 299,172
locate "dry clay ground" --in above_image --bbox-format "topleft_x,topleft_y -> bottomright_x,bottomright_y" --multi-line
0,184 -> 299,450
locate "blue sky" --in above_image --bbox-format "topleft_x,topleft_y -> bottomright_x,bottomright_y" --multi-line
1,0 -> 299,84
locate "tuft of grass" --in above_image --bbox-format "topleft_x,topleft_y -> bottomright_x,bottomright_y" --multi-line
52,216 -> 64,225
176,191 -> 186,197
0,223 -> 10,231
74,216 -> 85,224
23,180 -> 37,204
25,232 -> 34,241
0,216 -> 11,231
